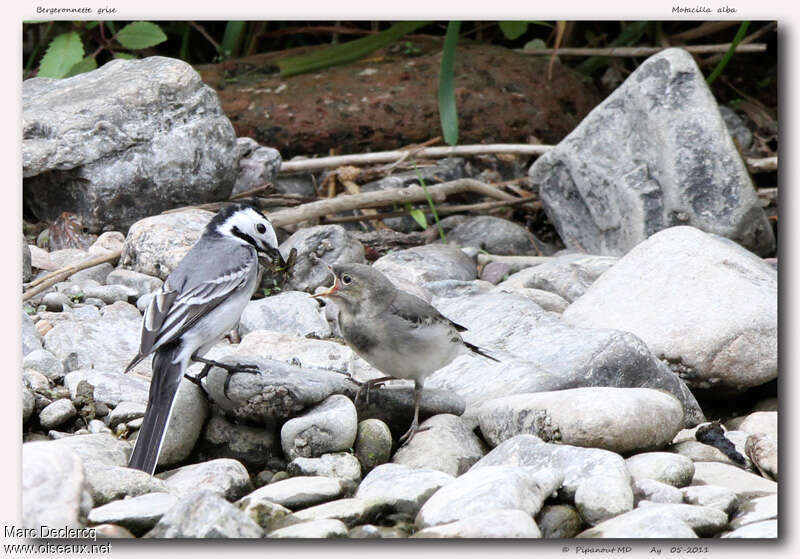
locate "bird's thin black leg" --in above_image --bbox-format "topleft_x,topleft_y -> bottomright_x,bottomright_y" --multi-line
399,380 -> 425,445
184,362 -> 213,396
191,356 -> 261,399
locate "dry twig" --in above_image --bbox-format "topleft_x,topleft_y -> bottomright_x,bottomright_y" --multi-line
267,178 -> 519,228
23,250 -> 123,302
519,43 -> 766,57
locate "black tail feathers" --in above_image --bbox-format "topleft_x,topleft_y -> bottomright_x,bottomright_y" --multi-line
463,341 -> 500,362
128,345 -> 184,474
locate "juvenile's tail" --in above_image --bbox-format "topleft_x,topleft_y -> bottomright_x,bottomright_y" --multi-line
128,343 -> 184,474
463,341 -> 500,362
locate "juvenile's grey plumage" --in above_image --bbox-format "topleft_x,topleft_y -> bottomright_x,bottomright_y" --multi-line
125,203 -> 280,474
313,263 -> 498,444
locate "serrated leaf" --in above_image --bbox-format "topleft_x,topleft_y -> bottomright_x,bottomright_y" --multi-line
409,208 -> 428,230
499,21 -> 528,40
38,31 -> 84,78
113,52 -> 138,60
438,21 -> 461,146
64,56 -> 97,77
116,21 -> 167,50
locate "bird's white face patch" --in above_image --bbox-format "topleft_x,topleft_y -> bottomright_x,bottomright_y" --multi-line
217,207 -> 278,253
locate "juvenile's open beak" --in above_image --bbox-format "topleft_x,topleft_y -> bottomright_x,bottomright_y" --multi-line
312,276 -> 341,299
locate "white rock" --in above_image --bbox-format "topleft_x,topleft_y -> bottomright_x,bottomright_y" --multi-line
281,395 -> 357,461
562,226 -> 777,390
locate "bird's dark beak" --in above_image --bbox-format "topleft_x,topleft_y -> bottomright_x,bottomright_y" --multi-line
259,245 -> 283,264
312,276 -> 341,299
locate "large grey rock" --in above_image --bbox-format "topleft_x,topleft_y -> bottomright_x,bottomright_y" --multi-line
48,433 -> 132,467
23,57 -> 237,231
159,459 -> 253,501
576,507 -> 698,538
107,401 -> 147,428
87,492 -> 177,536
280,394 -> 358,460
356,463 -> 455,516
233,138 -> 282,196
198,414 -> 278,469
241,476 -> 346,510
146,490 -> 263,538
472,435 -> 632,505
373,245 -> 477,295
416,465 -> 562,528
445,216 -> 538,256
529,48 -> 774,256
268,519 -> 348,538
83,464 -> 167,506
636,502 -> 730,536
22,311 -> 43,356
65,369 -> 149,406
477,387 -> 685,454
562,226 -> 777,390
203,355 -> 355,425
120,210 -> 214,280
574,475 -> 634,526
239,291 -> 331,338
625,452 -> 695,487
279,225 -> 365,292
690,462 -> 777,499
44,301 -> 142,374
425,292 -> 704,426
412,509 -> 541,538
22,441 -> 86,529
392,414 -> 486,476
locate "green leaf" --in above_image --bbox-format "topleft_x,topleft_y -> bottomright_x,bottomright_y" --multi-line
438,21 -> 461,146
523,38 -> 547,51
278,21 -> 429,77
220,21 -> 246,59
116,21 -> 167,50
113,52 -> 138,60
706,21 -> 751,85
38,31 -> 84,78
64,56 -> 97,77
409,208 -> 428,230
499,21 -> 528,40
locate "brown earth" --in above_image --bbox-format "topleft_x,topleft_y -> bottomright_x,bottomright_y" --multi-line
197,39 -> 602,158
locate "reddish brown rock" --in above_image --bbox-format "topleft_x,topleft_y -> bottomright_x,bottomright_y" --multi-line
197,41 -> 601,157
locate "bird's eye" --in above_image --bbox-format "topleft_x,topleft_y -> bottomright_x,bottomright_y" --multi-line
256,223 -> 267,234
341,274 -> 353,285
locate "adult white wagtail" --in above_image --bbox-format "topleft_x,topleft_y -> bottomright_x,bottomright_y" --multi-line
124,203 -> 280,473
313,263 -> 498,444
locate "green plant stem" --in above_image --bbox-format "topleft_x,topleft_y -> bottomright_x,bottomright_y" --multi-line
439,21 -> 461,146
415,167 -> 446,242
706,21 -> 751,85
